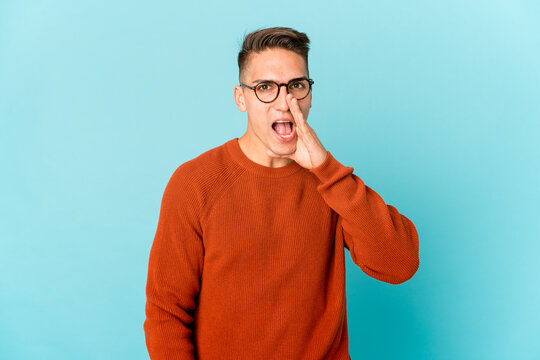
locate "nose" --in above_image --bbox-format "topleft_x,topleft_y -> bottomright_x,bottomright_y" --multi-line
273,84 -> 290,111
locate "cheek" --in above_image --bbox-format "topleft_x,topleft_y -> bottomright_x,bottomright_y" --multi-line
245,99 -> 260,112
300,97 -> 312,117
247,105 -> 271,129
301,105 -> 311,119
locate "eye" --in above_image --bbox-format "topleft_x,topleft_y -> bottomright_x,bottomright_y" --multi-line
256,82 -> 275,92
289,81 -> 306,89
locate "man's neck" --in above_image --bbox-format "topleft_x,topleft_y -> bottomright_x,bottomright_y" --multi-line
237,135 -> 294,168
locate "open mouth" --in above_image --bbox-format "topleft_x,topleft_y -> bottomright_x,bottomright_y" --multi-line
271,120 -> 295,139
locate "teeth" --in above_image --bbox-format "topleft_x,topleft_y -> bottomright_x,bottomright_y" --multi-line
279,129 -> 294,138
274,120 -> 293,125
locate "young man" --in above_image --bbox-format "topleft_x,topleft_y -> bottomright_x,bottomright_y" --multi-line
144,27 -> 419,360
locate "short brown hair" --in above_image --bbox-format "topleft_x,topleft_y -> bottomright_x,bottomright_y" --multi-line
238,26 -> 310,82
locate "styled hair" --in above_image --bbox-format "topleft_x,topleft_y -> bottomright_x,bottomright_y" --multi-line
238,26 -> 310,82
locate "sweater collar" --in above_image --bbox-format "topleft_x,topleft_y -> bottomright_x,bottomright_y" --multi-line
225,138 -> 304,178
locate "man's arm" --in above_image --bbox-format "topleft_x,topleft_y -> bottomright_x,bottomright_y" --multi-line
310,151 -> 419,284
144,166 -> 204,359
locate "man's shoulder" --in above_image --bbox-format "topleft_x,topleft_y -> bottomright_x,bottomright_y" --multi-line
165,139 -> 240,203
172,139 -> 231,179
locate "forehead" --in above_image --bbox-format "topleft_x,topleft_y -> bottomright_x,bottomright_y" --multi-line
245,48 -> 308,82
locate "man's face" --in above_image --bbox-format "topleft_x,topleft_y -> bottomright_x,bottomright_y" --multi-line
234,47 -> 312,159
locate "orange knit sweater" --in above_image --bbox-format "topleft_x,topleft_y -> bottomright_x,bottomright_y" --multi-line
144,138 -> 419,360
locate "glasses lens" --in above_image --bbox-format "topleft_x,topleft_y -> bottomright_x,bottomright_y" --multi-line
255,82 -> 278,102
288,79 -> 310,99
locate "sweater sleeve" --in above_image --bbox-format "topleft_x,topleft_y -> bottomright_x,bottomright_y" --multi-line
309,151 -> 419,284
144,165 -> 204,359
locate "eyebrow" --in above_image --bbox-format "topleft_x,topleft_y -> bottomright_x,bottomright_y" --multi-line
251,76 -> 308,85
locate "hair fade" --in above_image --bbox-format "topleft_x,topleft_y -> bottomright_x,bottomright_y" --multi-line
238,26 -> 310,82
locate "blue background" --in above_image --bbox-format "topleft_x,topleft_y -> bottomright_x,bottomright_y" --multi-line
1,1 -> 539,359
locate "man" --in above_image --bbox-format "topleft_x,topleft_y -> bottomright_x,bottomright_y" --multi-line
144,26 -> 419,360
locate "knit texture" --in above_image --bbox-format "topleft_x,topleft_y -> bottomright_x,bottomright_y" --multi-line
144,138 -> 419,359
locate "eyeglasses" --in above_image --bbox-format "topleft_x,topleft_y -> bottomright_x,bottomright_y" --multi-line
239,77 -> 314,103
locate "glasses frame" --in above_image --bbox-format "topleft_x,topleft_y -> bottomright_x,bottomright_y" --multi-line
239,77 -> 314,103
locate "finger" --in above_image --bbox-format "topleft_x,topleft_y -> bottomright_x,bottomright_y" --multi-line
287,96 -> 310,137
285,95 -> 302,135
290,98 -> 319,147
292,97 -> 319,139
288,96 -> 305,125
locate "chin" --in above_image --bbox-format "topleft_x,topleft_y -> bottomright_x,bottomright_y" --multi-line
272,141 -> 296,153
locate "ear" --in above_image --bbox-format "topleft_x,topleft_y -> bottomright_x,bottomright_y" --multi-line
234,85 -> 247,112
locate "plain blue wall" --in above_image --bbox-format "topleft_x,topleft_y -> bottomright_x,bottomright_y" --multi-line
1,1 -> 539,359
